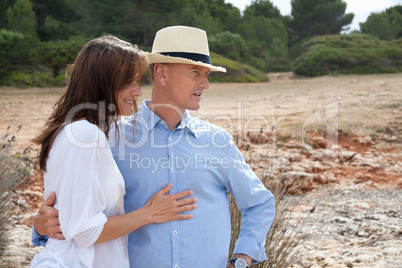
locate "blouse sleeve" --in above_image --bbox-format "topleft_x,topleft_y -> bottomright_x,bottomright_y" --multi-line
48,122 -> 108,248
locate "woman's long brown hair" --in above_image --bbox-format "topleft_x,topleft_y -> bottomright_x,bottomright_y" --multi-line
33,34 -> 148,171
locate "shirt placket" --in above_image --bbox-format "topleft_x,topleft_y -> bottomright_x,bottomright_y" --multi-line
168,129 -> 181,268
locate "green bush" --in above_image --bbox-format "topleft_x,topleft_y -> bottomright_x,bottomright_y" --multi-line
209,31 -> 249,62
0,29 -> 39,77
0,38 -> 268,87
292,34 -> 402,76
0,68 -> 66,88
209,52 -> 269,82
35,35 -> 90,75
0,33 -> 89,87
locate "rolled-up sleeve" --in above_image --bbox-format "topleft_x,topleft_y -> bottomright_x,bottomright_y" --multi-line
224,137 -> 276,263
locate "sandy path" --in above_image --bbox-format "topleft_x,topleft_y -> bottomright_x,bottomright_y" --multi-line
0,73 -> 401,267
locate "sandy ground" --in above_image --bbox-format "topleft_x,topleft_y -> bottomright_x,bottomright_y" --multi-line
1,73 -> 400,152
0,73 -> 401,267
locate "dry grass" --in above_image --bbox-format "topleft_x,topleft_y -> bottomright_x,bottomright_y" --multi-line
0,126 -> 33,256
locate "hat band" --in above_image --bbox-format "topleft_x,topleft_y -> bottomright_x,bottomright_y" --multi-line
159,52 -> 211,64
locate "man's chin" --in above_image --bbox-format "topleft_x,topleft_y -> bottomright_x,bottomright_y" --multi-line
188,105 -> 201,111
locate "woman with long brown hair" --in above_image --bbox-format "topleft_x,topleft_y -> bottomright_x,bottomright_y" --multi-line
30,35 -> 196,267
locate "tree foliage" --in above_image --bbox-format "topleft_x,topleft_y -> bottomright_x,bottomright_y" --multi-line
206,0 -> 241,32
209,31 -> 249,61
6,0 -> 37,37
289,0 -> 354,42
360,5 -> 402,41
242,0 -> 282,20
0,1 -> 16,29
239,0 -> 290,71
31,0 -> 78,41
1,0 -> 402,86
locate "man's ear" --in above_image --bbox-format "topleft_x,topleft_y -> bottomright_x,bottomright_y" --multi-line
154,63 -> 167,86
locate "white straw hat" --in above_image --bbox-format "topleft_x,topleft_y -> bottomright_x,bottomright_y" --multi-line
146,26 -> 226,73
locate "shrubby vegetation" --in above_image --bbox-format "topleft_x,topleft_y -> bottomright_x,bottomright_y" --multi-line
0,29 -> 89,87
209,52 -> 269,82
292,34 -> 402,77
0,0 -> 401,87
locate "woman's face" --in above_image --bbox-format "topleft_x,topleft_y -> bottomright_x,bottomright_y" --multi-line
117,80 -> 142,116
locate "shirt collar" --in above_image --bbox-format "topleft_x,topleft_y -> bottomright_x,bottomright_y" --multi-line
138,100 -> 198,138
137,100 -> 161,132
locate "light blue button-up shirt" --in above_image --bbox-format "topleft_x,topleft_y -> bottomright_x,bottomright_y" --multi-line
32,100 -> 275,267
109,100 -> 275,267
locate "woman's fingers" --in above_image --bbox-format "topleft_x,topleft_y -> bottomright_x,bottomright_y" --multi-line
178,203 -> 197,212
171,189 -> 194,200
150,184 -> 197,220
159,184 -> 196,205
175,213 -> 194,220
158,182 -> 173,195
176,197 -> 197,207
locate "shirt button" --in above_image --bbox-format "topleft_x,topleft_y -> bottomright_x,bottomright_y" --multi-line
175,265 -> 179,268
173,231 -> 178,236
171,167 -> 174,172
169,137 -> 172,142
160,121 -> 164,125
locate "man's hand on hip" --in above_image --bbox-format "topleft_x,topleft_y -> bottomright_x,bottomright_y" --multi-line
33,191 -> 65,240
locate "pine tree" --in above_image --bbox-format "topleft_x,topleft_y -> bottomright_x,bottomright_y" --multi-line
289,0 -> 354,42
7,0 -> 37,37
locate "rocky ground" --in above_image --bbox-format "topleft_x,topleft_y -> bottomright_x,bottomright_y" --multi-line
299,186 -> 402,268
239,123 -> 401,267
0,73 -> 401,267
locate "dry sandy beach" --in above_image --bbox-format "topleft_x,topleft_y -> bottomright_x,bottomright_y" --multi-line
0,73 -> 401,267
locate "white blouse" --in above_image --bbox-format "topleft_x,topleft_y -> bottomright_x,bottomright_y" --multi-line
31,120 -> 129,268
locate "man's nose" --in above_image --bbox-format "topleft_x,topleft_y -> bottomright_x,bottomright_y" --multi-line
200,75 -> 210,90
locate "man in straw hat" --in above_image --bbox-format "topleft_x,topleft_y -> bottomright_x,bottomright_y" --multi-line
33,26 -> 275,268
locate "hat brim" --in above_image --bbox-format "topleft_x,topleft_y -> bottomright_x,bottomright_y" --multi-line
146,53 -> 226,73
